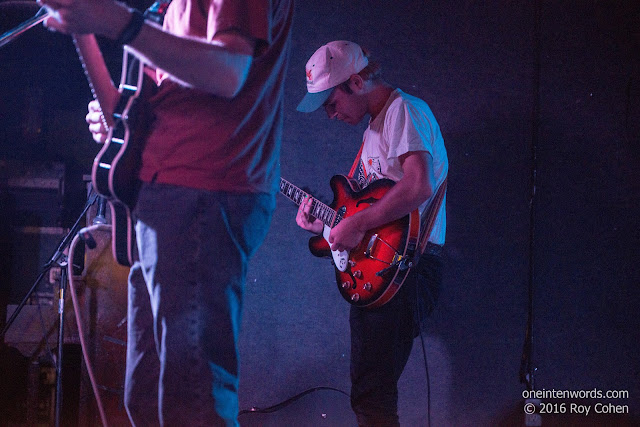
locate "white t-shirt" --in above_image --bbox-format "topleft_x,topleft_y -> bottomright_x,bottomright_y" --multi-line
351,89 -> 448,245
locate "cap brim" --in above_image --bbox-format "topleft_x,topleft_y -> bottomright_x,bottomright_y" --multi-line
296,88 -> 333,113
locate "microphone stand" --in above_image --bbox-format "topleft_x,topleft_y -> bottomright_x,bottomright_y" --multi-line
0,6 -> 49,49
1,6 -> 114,425
0,191 -> 98,427
0,192 -> 97,340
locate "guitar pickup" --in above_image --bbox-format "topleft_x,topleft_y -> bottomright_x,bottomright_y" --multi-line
365,233 -> 379,258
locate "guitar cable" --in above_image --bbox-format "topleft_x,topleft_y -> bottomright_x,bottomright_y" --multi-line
67,224 -> 113,427
417,312 -> 432,427
238,386 -> 350,417
239,273 -> 435,423
415,268 -> 433,427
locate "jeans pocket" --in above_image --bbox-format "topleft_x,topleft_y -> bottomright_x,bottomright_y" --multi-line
221,193 -> 275,259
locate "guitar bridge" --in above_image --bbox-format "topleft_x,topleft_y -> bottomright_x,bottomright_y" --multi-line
365,234 -> 413,277
365,233 -> 399,265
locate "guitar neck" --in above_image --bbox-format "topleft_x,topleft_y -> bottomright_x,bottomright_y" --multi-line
72,34 -> 116,129
279,178 -> 336,227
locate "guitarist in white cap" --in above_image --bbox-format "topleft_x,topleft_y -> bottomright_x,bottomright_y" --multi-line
295,40 -> 448,425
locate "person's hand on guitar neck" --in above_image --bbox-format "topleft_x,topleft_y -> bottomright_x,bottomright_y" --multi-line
296,194 -> 367,253
296,196 -> 324,235
86,99 -> 116,144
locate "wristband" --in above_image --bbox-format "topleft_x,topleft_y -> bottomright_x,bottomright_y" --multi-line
115,9 -> 145,46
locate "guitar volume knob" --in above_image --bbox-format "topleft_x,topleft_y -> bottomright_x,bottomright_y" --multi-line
353,270 -> 362,279
351,294 -> 360,302
341,281 -> 351,289
363,282 -> 372,292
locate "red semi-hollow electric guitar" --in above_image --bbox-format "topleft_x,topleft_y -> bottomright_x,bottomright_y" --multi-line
280,175 -> 420,308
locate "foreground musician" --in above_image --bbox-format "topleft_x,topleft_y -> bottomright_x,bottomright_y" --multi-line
294,40 -> 448,425
39,0 -> 294,424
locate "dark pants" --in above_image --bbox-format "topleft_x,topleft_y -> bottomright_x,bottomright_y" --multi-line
123,183 -> 275,426
349,249 -> 443,426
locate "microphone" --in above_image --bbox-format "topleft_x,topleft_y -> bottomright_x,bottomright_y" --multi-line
0,6 -> 49,48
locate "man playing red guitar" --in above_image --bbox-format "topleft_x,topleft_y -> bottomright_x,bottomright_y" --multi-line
295,40 -> 448,425
40,0 -> 294,425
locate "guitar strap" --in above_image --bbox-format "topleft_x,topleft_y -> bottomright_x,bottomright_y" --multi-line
417,177 -> 447,255
347,140 -> 365,179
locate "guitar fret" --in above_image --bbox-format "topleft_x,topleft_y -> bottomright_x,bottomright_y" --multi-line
279,177 -> 336,227
318,207 -> 326,223
317,205 -> 331,226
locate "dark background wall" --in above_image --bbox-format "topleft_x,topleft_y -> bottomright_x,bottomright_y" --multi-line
1,1 -> 638,426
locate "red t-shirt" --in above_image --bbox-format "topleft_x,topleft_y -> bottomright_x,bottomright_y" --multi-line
139,0 -> 294,194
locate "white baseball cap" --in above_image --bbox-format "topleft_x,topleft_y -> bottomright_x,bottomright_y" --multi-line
296,41 -> 369,113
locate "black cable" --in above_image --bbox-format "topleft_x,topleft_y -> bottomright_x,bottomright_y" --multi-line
416,266 -> 432,427
238,386 -> 349,416
418,327 -> 431,427
519,0 -> 542,391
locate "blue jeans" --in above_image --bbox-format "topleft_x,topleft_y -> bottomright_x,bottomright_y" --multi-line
124,183 -> 275,426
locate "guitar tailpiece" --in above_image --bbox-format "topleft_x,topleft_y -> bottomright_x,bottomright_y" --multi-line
397,260 -> 409,271
375,266 -> 393,277
376,256 -> 414,276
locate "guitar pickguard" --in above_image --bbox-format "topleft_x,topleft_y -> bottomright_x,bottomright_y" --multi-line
323,224 -> 348,272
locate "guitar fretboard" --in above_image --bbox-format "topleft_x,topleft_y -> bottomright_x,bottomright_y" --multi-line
279,178 -> 336,227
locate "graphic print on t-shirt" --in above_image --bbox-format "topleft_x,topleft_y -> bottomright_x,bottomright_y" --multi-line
367,157 -> 382,175
353,156 -> 380,189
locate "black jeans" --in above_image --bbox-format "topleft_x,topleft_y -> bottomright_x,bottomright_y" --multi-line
349,250 -> 443,426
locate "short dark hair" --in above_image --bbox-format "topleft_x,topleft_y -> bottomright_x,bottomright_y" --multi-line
338,80 -> 354,94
